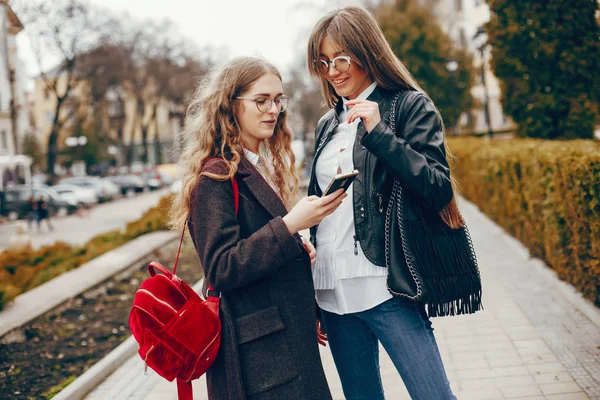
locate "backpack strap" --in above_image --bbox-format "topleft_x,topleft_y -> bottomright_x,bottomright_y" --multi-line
176,378 -> 193,400
172,175 -> 239,277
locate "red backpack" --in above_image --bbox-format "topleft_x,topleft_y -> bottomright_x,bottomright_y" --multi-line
129,176 -> 238,400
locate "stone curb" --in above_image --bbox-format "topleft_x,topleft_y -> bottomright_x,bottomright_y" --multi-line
0,231 -> 178,340
461,197 -> 600,329
52,335 -> 139,400
54,279 -> 205,399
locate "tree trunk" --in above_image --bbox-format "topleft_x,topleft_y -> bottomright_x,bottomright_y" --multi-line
136,98 -> 148,164
154,138 -> 161,165
141,103 -> 159,165
125,144 -> 134,166
141,124 -> 149,164
9,99 -> 18,154
46,128 -> 58,181
93,100 -> 104,139
150,104 -> 159,164
46,95 -> 67,182
8,69 -> 19,154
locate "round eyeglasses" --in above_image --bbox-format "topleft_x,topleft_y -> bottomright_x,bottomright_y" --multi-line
236,95 -> 289,113
315,56 -> 352,75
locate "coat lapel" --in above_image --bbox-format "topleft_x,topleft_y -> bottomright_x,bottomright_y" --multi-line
237,157 -> 288,218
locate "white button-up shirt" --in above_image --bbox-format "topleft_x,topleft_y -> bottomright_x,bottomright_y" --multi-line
313,82 -> 392,315
243,147 -> 280,196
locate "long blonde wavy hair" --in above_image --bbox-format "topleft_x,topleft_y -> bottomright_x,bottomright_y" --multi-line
307,6 -> 464,229
169,57 -> 299,232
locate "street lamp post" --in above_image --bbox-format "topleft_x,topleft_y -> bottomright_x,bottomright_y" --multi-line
446,58 -> 459,135
65,135 -> 88,176
473,26 -> 494,139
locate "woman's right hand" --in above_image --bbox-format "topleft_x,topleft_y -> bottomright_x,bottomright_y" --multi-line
282,189 -> 347,234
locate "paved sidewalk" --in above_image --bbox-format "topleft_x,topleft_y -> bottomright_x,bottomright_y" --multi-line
86,198 -> 600,400
0,188 -> 169,252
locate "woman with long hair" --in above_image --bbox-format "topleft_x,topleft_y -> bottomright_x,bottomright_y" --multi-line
170,56 -> 342,399
306,5 -> 482,400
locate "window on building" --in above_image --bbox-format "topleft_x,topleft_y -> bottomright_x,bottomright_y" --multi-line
475,0 -> 482,6
44,87 -> 52,100
455,0 -> 463,12
0,130 -> 7,150
46,111 -> 54,123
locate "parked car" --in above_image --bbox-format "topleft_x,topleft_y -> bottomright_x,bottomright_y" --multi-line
59,176 -> 119,203
106,175 -> 145,196
1,186 -> 78,221
52,184 -> 98,206
157,163 -> 177,186
138,169 -> 163,191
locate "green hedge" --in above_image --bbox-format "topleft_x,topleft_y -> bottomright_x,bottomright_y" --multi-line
0,195 -> 174,311
448,137 -> 600,306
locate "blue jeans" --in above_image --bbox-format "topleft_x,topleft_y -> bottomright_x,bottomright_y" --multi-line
321,297 -> 456,400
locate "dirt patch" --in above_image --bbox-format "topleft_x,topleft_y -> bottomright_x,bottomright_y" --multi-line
0,242 -> 203,400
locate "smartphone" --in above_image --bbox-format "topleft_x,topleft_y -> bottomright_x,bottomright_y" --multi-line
323,170 -> 359,196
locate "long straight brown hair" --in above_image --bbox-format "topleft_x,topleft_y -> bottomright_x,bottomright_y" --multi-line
307,5 -> 463,229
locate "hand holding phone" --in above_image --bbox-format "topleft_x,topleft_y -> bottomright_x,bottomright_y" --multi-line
323,170 -> 359,196
282,189 -> 348,234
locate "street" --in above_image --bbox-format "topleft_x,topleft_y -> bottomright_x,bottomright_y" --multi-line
0,189 -> 170,252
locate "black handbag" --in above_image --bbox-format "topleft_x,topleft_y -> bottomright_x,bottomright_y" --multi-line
384,93 -> 483,317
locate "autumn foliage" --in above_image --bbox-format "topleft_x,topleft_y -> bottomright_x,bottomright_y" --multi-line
449,137 -> 600,306
0,195 -> 173,310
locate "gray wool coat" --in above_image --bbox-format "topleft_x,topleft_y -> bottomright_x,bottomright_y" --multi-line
188,157 -> 332,400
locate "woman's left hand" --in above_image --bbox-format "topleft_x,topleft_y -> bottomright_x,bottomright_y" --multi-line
301,237 -> 316,268
346,99 -> 381,133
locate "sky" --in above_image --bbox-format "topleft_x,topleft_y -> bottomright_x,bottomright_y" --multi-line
15,0 -> 361,89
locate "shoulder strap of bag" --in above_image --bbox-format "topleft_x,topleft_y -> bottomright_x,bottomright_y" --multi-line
177,379 -> 193,400
384,94 -> 425,302
172,175 -> 239,276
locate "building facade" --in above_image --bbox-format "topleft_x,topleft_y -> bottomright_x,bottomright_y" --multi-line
32,72 -> 182,168
420,0 -> 516,135
0,0 -> 27,156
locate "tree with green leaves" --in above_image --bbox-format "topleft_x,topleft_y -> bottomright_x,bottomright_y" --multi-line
486,0 -> 600,139
375,0 -> 475,132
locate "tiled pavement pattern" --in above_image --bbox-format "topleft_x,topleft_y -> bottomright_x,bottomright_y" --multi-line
462,199 -> 600,399
86,198 -> 599,400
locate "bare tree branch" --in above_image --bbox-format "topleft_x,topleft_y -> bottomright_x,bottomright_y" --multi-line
14,0 -> 116,180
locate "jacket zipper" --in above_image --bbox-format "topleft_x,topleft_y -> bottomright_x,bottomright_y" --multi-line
144,345 -> 155,375
311,119 -> 339,195
352,122 -> 369,258
377,193 -> 384,213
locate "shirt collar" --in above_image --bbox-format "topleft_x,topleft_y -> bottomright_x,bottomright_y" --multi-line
243,148 -> 261,167
342,82 -> 378,112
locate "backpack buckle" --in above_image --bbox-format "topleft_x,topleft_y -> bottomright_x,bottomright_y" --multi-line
206,288 -> 221,298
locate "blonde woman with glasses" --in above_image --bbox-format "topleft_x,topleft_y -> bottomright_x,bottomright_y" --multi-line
170,57 -> 343,400
306,5 -> 482,400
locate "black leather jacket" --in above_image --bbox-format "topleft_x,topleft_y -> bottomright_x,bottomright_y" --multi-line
308,86 -> 453,294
